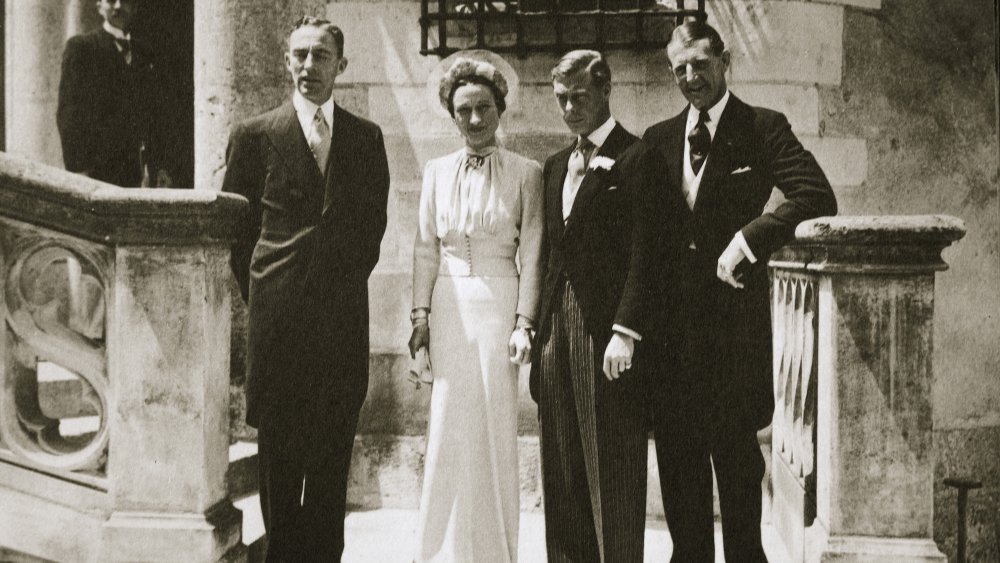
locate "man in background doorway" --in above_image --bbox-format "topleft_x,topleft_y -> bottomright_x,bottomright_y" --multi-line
57,0 -> 173,187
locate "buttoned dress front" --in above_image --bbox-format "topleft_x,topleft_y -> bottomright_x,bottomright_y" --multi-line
412,147 -> 543,563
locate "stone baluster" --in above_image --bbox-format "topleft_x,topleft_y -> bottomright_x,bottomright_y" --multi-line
769,215 -> 965,563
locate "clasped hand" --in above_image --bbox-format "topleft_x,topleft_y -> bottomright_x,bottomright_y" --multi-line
508,327 -> 532,366
602,332 -> 634,381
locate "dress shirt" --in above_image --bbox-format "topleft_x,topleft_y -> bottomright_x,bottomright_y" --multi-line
103,20 -> 130,42
682,90 -> 756,263
562,115 -> 617,220
292,91 -> 335,144
103,21 -> 132,64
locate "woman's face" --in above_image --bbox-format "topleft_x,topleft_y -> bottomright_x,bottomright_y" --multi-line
452,83 -> 500,151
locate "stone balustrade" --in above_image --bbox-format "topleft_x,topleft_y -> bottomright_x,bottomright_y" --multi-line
768,215 -> 965,563
0,153 -> 247,562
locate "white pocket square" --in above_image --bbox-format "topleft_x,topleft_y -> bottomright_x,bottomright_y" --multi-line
607,185 -> 619,191
731,166 -> 752,175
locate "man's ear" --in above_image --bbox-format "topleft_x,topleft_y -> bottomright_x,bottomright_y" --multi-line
721,50 -> 731,71
337,57 -> 349,76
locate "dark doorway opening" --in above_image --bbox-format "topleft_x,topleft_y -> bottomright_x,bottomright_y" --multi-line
133,1 -> 195,189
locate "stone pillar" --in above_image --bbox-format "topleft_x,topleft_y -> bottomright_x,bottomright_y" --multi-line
100,245 -> 242,562
769,215 -> 966,563
193,0 -> 324,191
3,3 -> 79,167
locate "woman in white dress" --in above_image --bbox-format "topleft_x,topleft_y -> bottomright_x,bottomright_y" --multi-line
408,57 -> 543,563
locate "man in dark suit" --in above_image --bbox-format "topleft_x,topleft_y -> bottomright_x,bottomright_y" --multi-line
630,21 -> 837,562
221,16 -> 389,562
531,50 -> 648,563
57,0 -> 171,187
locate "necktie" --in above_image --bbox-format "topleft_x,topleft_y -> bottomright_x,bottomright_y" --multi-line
563,137 -> 596,221
466,153 -> 487,168
308,108 -> 331,174
114,38 -> 132,65
688,110 -> 711,174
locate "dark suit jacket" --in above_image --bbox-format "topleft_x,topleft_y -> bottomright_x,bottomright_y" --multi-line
630,94 -> 837,428
222,102 -> 390,428
529,123 -> 640,401
57,28 -> 165,187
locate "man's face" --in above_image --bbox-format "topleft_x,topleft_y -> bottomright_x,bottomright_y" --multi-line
552,70 -> 611,137
97,0 -> 136,32
285,26 -> 347,106
666,37 -> 730,111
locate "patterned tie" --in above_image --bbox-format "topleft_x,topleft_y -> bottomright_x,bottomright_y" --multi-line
688,110 -> 711,174
308,108 -> 331,174
114,38 -> 132,65
563,137 -> 596,221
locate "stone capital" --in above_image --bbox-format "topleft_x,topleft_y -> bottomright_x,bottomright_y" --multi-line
770,215 -> 966,275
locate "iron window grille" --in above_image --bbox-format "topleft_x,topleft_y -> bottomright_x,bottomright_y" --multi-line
419,0 -> 706,57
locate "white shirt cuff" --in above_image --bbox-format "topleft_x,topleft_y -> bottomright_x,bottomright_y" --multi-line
734,231 -> 758,264
612,324 -> 642,342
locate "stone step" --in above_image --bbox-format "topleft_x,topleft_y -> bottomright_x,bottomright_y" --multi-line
233,503 -> 791,563
227,441 -> 259,500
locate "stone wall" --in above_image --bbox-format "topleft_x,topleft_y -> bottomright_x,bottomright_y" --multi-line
819,1 -> 998,559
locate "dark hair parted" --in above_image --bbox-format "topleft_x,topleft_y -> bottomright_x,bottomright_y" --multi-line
438,58 -> 509,117
550,50 -> 611,89
668,20 -> 726,60
290,16 -> 345,58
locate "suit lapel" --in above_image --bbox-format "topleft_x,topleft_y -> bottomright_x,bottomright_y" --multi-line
694,97 -> 750,213
546,145 -> 573,241
564,124 -> 631,230
323,105 -> 351,216
266,103 -> 326,199
657,112 -> 689,216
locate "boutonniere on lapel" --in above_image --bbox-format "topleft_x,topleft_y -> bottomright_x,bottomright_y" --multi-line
588,156 -> 615,173
587,156 -> 620,189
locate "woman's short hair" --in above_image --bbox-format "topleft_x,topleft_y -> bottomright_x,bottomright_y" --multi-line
438,58 -> 509,117
550,50 -> 611,89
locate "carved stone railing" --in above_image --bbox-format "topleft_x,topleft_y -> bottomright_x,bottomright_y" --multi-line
769,215 -> 966,563
0,153 -> 247,562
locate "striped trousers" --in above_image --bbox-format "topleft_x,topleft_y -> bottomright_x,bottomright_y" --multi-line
538,282 -> 647,563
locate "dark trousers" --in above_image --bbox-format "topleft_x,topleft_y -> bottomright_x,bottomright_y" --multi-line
257,400 -> 361,563
651,249 -> 769,563
539,283 -> 647,563
653,408 -> 767,562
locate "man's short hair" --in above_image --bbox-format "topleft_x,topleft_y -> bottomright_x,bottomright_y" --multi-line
550,49 -> 611,89
290,16 -> 345,58
668,20 -> 726,61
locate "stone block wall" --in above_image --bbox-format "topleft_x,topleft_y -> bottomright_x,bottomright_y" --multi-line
817,1 -> 998,559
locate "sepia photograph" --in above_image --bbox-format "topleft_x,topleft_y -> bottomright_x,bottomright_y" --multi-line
0,0 -> 996,561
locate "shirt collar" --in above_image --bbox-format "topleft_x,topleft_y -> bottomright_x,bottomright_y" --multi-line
102,21 -> 130,41
685,90 -> 730,135
292,91 -> 335,131
583,116 -> 617,150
